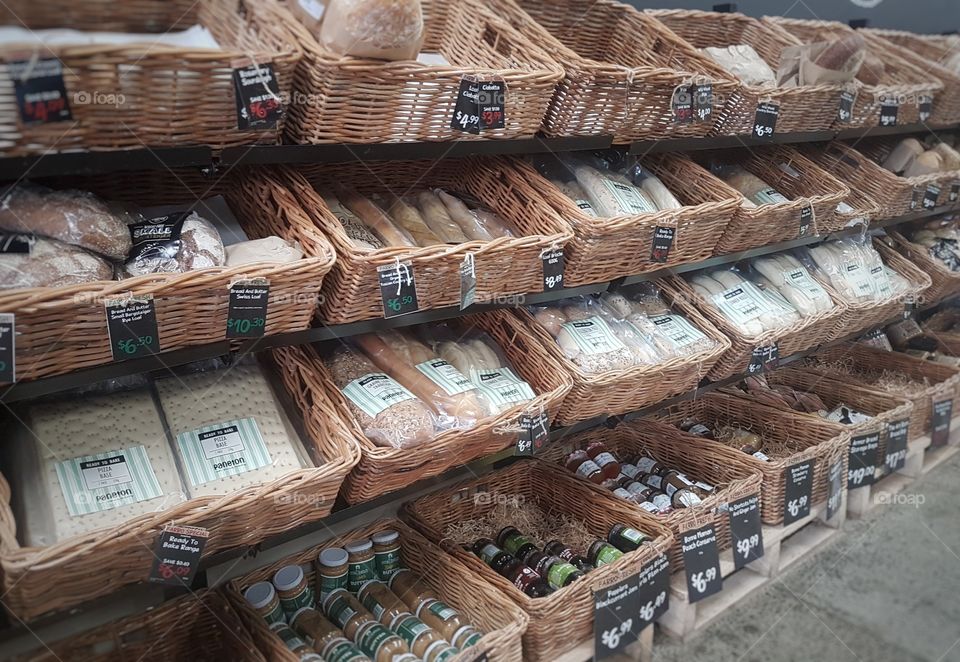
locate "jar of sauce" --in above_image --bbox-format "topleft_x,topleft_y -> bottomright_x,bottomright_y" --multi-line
357,579 -> 408,626
423,641 -> 461,661
322,588 -> 375,640
243,581 -> 286,626
273,565 -> 315,617
269,622 -> 314,657
390,613 -> 447,659
585,441 -> 620,480
587,541 -> 624,567
564,449 -> 604,484
346,539 -> 377,594
544,541 -> 593,572
291,607 -> 343,652
317,547 -> 349,600
648,490 -> 674,513
608,524 -> 649,552
619,463 -> 641,481
497,527 -> 537,560
372,530 -> 402,580
354,620 -> 410,662
388,569 -> 439,610
320,637 -> 369,662
471,539 -> 516,576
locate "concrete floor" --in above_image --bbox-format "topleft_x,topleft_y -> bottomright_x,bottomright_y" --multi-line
652,452 -> 960,662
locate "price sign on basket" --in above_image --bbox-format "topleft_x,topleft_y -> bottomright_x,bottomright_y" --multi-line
728,494 -> 765,570
680,524 -> 722,603
826,459 -> 844,521
885,419 -> 910,472
950,181 -> 960,203
650,225 -> 676,264
919,95 -> 933,123
879,96 -> 898,127
540,247 -> 565,292
232,62 -> 283,131
931,398 -> 953,447
593,571 -> 642,660
798,205 -> 814,237
636,553 -> 670,628
0,313 -> 14,384
783,460 -> 814,525
10,57 -> 72,125
848,431 -> 881,489
672,84 -> 693,124
378,262 -> 419,319
693,82 -> 713,123
923,184 -> 941,210
837,89 -> 856,124
459,254 -> 477,311
516,411 -> 549,456
227,279 -> 270,339
747,344 -> 779,374
149,524 -> 209,587
752,101 -> 779,140
105,296 -> 161,362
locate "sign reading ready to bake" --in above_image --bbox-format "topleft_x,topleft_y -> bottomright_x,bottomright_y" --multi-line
150,524 -> 209,587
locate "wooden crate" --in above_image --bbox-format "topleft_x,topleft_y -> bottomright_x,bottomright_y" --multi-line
553,627 -> 654,662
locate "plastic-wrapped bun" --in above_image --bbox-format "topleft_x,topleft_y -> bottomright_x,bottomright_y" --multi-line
326,345 -> 436,448
319,0 -> 424,61
0,237 -> 113,289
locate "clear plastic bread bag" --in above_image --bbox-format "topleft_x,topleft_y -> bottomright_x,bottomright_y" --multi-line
604,283 -> 718,356
802,235 -> 898,303
421,323 -> 536,415
553,153 -> 658,217
747,254 -> 835,318
324,343 -> 438,449
434,188 -> 515,240
689,266 -> 797,335
124,208 -> 226,277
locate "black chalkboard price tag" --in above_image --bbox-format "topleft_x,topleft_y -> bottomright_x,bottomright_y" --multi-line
680,524 -> 722,603
636,554 -> 670,628
693,82 -> 713,123
911,188 -> 922,210
478,80 -> 506,131
923,184 -> 941,210
879,97 -> 898,126
728,494 -> 764,570
848,431 -> 880,489
0,313 -> 14,384
516,411 -> 549,456
105,296 -> 160,362
798,205 -> 813,237
747,343 -> 779,374
753,101 -> 779,139
593,572 -> 642,660
10,57 -> 72,125
451,77 -> 481,134
233,62 -> 283,131
930,398 -> 953,447
837,89 -> 856,123
149,525 -> 209,587
226,279 -> 269,339
919,95 -> 933,123
672,84 -> 693,124
826,459 -> 844,521
650,225 -> 676,264
378,262 -> 419,318
884,419 -> 910,473
541,247 -> 565,291
783,460 -> 814,525
459,254 -> 477,311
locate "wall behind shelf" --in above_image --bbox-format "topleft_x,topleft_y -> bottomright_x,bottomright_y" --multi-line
627,0 -> 958,35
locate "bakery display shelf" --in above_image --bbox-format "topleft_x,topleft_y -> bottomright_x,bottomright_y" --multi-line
0,123 -> 955,181
3,201 -> 949,406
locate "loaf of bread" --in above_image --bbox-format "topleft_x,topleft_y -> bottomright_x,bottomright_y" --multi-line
903,151 -> 943,178
858,51 -> 885,85
123,211 -> 226,277
326,345 -> 436,448
701,44 -> 776,86
16,389 -> 185,545
384,195 -> 442,246
225,236 -> 304,266
336,186 -> 417,248
0,184 -> 132,259
882,138 -> 925,174
416,190 -> 470,244
324,194 -> 384,250
437,190 -> 494,241
0,237 -> 113,289
155,360 -> 312,497
319,0 -> 424,61
722,167 -> 789,205
813,32 -> 866,72
933,142 -> 960,171
431,333 -> 535,414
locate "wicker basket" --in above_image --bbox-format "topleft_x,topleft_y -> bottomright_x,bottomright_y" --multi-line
702,145 -> 850,255
0,0 -> 302,155
273,157 -> 571,325
801,343 -> 960,442
511,285 -> 730,425
649,392 -> 850,526
922,308 -> 960,356
485,0 -> 737,140
285,309 -> 572,505
661,275 -> 847,381
765,17 -> 943,128
13,590 -> 264,662
538,423 -> 763,572
534,153 -> 740,287
226,518 -> 527,662
0,169 -> 335,386
401,460 -> 674,662
0,351 -> 360,621
887,231 -> 960,306
847,138 -> 960,215
864,28 -> 960,125
726,366 -> 914,479
281,0 -> 562,144
649,8 -> 846,135
799,144 -> 882,226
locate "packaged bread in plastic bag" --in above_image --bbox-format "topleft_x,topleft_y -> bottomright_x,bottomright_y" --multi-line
602,283 -> 718,356
802,236 -> 907,303
325,343 -> 437,448
750,253 -> 835,316
319,0 -> 424,61
124,209 -> 226,277
690,267 -> 801,336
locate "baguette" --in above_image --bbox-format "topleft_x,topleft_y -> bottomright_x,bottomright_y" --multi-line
385,195 -> 442,247
436,190 -> 494,241
335,185 -> 417,248
417,190 -> 470,243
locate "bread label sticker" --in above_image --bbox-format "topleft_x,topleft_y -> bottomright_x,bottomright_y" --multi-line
56,446 -> 164,516
560,317 -> 627,356
712,285 -> 767,327
0,313 -> 13,384
785,268 -> 828,299
752,101 -> 779,139
126,211 -> 188,270
176,417 -> 273,486
416,359 -> 475,396
930,398 -> 953,447
469,367 -> 535,408
233,62 -> 283,131
378,262 -> 419,318
599,179 -> 657,215
728,494 -> 764,570
105,296 -> 160,362
541,247 -> 565,291
837,89 -> 856,123
227,279 -> 270,338
923,184 -> 941,210
650,225 -> 675,263
10,57 -> 72,125
848,431 -> 881,489
149,524 -> 208,587
0,233 -> 34,254
783,460 -> 814,525
343,374 -> 418,418
879,96 -> 898,127
840,262 -> 875,299
826,460 -> 844,521
885,419 -> 910,472
680,524 -> 722,603
919,95 -> 933,123
297,0 -> 325,19
651,314 -> 708,351
752,186 -> 790,205
593,571 -> 642,658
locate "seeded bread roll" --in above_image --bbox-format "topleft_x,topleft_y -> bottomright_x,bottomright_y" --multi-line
0,237 -> 113,289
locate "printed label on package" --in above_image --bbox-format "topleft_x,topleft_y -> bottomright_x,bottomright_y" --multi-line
650,314 -> 709,351
416,359 -> 475,396
753,101 -> 779,139
681,524 -> 722,603
343,374 -> 417,418
149,524 -> 208,587
728,494 -> 764,569
10,57 -> 72,124
0,313 -> 13,384
56,446 -> 164,517
560,317 -> 627,356
227,279 -> 269,339
378,262 -> 419,318
0,233 -> 34,254
105,296 -> 160,362
783,460 -> 814,525
127,211 -> 188,266
469,367 -> 536,408
176,417 -> 272,486
233,62 -> 283,130
848,431 -> 881,489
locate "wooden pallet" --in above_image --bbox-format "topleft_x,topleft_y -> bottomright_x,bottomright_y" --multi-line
554,625 -> 654,662
847,433 -> 931,518
658,499 -> 845,640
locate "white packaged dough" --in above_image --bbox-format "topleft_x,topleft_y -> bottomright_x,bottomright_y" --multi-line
155,360 -> 312,497
13,389 -> 186,546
